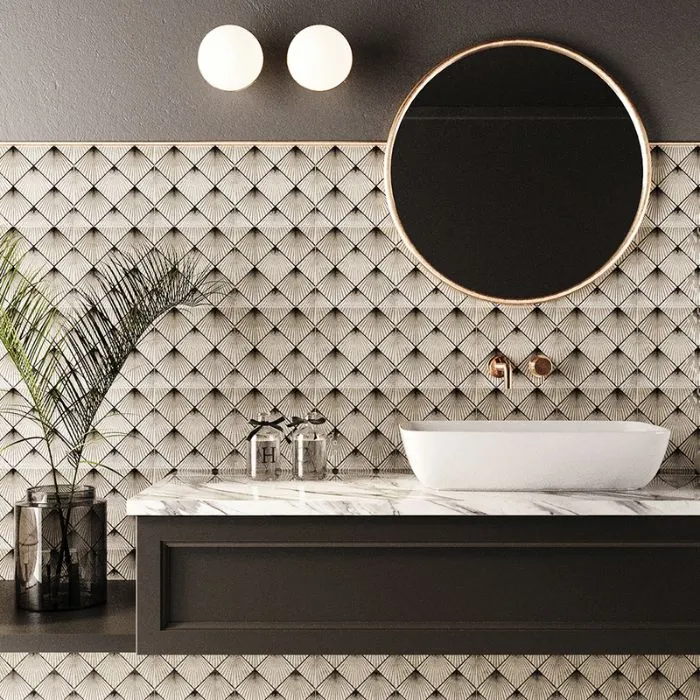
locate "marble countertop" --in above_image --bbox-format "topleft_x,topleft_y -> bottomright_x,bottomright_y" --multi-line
126,473 -> 700,516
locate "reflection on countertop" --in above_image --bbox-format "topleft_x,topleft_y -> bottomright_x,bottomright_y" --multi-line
126,471 -> 700,517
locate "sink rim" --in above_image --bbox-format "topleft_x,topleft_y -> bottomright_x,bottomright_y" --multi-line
400,420 -> 670,436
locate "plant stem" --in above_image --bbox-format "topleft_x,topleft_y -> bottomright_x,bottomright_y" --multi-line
38,414 -> 74,603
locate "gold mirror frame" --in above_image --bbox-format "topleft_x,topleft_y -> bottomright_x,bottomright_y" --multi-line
385,38 -> 652,306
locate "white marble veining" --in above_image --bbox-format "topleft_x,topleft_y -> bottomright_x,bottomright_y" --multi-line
126,474 -> 700,517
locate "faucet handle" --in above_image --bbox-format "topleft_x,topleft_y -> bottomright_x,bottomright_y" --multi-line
528,353 -> 554,382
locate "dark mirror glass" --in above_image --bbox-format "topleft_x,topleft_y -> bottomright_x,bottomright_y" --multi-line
387,41 -> 649,304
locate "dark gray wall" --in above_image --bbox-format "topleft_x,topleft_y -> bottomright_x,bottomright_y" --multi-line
0,0 -> 697,142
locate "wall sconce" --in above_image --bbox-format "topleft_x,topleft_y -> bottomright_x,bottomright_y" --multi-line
198,25 -> 263,91
287,25 -> 353,91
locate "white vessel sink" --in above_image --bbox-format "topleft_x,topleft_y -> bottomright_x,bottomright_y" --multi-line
400,421 -> 670,491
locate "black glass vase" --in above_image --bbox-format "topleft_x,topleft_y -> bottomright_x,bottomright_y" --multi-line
15,485 -> 107,611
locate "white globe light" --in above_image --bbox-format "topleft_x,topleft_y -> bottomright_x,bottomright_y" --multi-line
287,25 -> 352,91
198,25 -> 263,91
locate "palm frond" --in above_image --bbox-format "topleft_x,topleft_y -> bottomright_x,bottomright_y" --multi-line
0,233 -> 61,424
55,246 -> 215,464
1,233 -> 221,484
0,435 -> 45,454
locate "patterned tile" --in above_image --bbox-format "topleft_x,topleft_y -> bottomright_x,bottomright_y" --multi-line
0,653 -> 694,699
0,143 -> 698,578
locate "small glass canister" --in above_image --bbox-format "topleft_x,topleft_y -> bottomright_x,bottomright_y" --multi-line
290,410 -> 328,480
248,412 -> 285,480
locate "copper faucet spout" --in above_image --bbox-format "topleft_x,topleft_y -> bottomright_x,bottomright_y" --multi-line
488,354 -> 514,390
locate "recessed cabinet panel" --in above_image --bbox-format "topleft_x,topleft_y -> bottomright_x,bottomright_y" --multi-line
136,517 -> 700,654
166,544 -> 693,627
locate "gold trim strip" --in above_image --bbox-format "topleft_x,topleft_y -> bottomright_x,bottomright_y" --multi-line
648,142 -> 700,147
384,38 -> 653,307
0,141 -> 684,146
0,141 -> 385,147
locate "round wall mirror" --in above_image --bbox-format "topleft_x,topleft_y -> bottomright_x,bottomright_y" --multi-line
386,39 -> 650,305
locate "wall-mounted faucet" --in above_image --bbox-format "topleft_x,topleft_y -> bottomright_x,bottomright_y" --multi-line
488,354 -> 514,390
488,352 -> 554,389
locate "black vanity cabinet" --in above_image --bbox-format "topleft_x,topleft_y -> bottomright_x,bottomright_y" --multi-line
136,516 -> 700,654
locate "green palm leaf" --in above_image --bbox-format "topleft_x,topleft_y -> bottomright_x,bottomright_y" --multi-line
1,232 -> 219,479
54,246 -> 214,469
0,233 -> 61,430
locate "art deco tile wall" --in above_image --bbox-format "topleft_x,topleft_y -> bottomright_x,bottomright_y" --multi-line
0,653 -> 696,700
0,143 -> 697,579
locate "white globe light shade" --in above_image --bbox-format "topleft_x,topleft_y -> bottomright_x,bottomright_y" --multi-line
287,25 -> 352,91
198,25 -> 263,91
